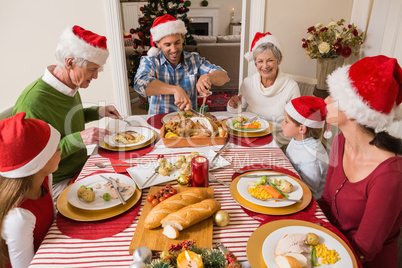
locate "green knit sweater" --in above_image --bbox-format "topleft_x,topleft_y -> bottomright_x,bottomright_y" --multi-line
13,78 -> 99,184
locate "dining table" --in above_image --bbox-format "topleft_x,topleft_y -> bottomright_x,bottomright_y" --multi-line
28,111 -> 351,268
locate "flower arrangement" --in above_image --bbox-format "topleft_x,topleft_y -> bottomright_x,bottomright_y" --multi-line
301,19 -> 365,59
147,240 -> 241,268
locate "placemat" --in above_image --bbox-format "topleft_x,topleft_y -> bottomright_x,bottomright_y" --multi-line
98,142 -> 155,160
146,113 -> 167,129
56,171 -> 142,240
109,158 -> 136,173
231,164 -> 314,221
229,134 -> 273,147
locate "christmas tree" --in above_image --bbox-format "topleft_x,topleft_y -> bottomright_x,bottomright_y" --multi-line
127,0 -> 197,88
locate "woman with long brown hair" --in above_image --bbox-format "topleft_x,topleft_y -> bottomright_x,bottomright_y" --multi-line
0,112 -> 60,268
318,55 -> 402,267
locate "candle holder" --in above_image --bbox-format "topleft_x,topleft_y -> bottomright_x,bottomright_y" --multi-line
191,156 -> 209,187
177,250 -> 204,268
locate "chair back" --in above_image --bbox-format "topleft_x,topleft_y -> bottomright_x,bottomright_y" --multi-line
0,105 -> 14,120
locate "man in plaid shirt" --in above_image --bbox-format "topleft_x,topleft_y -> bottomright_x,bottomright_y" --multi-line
134,15 -> 230,115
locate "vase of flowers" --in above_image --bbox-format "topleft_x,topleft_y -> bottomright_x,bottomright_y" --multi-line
302,19 -> 364,90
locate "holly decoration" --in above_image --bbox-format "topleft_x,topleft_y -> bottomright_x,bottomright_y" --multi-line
127,0 -> 197,91
147,240 -> 241,268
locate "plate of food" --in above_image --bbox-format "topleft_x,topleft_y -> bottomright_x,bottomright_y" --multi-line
226,115 -> 270,133
104,127 -> 153,148
247,220 -> 357,268
237,172 -> 303,207
66,173 -> 136,210
127,150 -> 230,189
262,224 -> 354,268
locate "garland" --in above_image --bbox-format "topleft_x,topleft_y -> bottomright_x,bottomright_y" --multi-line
147,240 -> 241,268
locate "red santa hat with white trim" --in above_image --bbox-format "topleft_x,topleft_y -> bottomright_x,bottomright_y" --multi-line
147,14 -> 187,57
327,55 -> 402,133
285,96 -> 327,129
56,25 -> 109,66
0,112 -> 60,178
244,32 -> 282,62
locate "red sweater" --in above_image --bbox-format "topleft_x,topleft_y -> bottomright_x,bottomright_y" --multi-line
318,134 -> 402,268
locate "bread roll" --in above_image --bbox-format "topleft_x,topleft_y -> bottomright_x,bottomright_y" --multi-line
274,255 -> 301,268
161,199 -> 221,231
144,188 -> 208,229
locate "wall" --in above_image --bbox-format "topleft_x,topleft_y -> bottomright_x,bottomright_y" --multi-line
264,0 -> 354,79
189,0 -> 242,36
0,0 -> 116,113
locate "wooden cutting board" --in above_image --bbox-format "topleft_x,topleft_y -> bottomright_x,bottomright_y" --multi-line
129,187 -> 214,254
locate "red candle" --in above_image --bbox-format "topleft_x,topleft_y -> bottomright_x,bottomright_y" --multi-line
191,156 -> 209,187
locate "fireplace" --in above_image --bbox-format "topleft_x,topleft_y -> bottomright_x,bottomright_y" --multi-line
187,8 -> 218,36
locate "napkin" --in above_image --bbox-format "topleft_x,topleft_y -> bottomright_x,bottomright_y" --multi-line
109,158 -> 136,173
57,200 -> 141,240
229,134 -> 273,147
146,113 -> 167,129
98,142 -> 156,160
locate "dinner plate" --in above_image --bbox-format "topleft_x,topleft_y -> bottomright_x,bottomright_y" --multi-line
247,220 -> 358,268
66,173 -> 136,210
230,171 -> 312,215
104,127 -> 153,148
227,121 -> 274,138
99,128 -> 157,151
127,150 -> 231,189
226,117 -> 270,133
161,111 -> 216,124
57,183 -> 142,222
237,172 -> 303,207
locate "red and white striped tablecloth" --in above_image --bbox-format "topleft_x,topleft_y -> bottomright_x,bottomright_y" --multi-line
30,147 -> 327,267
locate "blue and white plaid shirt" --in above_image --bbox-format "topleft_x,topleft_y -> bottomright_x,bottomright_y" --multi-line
134,51 -> 224,115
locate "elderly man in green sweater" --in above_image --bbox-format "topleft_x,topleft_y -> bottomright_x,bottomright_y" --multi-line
13,25 -> 123,198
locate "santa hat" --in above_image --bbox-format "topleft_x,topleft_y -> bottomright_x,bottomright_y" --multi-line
0,112 -> 60,178
244,32 -> 282,62
327,55 -> 402,133
285,96 -> 327,129
147,14 -> 187,57
57,25 -> 109,66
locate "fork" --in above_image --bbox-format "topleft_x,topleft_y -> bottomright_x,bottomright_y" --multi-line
209,176 -> 230,187
234,168 -> 272,174
199,91 -> 212,115
142,165 -> 160,187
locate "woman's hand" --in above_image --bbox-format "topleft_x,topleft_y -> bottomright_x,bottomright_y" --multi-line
228,95 -> 242,108
80,127 -> 111,146
98,105 -> 122,119
174,86 -> 192,111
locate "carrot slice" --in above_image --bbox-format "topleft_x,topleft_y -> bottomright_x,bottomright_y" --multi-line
259,185 -> 283,199
243,123 -> 259,129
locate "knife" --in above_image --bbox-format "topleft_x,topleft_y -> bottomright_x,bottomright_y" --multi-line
256,197 -> 302,203
239,174 -> 289,178
209,140 -> 230,169
99,175 -> 126,205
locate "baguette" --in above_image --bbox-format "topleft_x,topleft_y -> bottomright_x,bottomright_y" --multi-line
161,199 -> 221,231
144,188 -> 208,229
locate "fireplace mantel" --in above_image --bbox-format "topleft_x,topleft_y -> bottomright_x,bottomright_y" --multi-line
187,7 -> 218,36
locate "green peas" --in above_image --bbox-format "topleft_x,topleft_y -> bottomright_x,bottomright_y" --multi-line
103,193 -> 111,201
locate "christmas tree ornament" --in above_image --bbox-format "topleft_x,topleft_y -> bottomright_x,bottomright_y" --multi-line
130,28 -> 135,34
189,17 -> 193,23
132,246 -> 152,263
201,0 -> 208,7
129,261 -> 146,268
184,0 -> 191,7
140,6 -> 144,11
177,174 -> 191,186
214,210 -> 230,227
